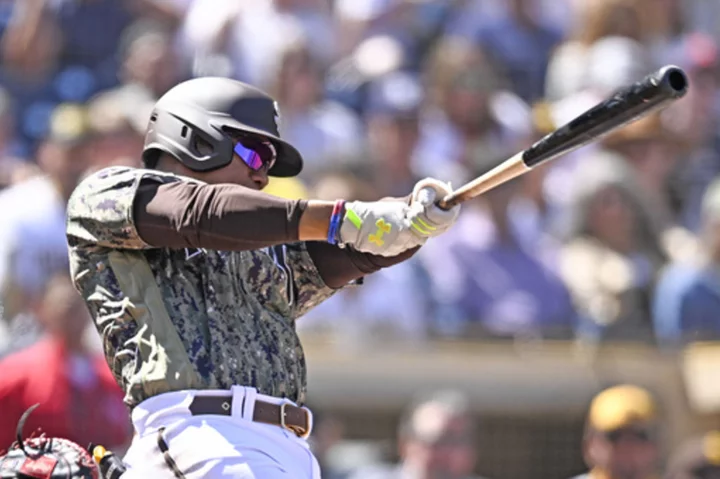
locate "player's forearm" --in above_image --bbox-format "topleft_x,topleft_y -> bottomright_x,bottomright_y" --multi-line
133,180 -> 333,250
306,242 -> 420,289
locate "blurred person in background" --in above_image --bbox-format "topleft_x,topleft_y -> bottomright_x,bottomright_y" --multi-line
0,103 -> 91,355
82,88 -> 148,172
665,431 -> 720,479
653,177 -> 720,346
600,114 -> 684,239
0,86 -> 30,190
0,0 -> 65,155
541,32 -> 655,222
414,38 -> 530,188
0,0 -> 137,156
347,389 -> 488,479
332,0 -> 461,72
444,0 -> 564,103
662,33 -> 720,234
571,384 -> 662,479
544,0 -> 650,102
0,274 -> 131,454
558,151 -> 667,343
116,18 -> 186,102
267,41 -> 363,177
364,70 -> 424,198
177,0 -> 334,87
308,409 -> 351,479
45,0 -> 136,94
417,158 -> 576,340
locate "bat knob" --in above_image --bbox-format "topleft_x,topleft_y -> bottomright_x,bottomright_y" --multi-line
655,65 -> 689,98
415,187 -> 436,207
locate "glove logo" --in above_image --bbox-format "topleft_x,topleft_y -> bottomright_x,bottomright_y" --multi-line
368,219 -> 391,246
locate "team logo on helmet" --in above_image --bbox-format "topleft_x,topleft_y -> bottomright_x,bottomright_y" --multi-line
273,101 -> 281,132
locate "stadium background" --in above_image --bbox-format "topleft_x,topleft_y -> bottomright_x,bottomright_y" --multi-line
1,0 -> 720,478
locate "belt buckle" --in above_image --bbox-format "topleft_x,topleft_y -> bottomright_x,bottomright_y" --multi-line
280,403 -> 312,439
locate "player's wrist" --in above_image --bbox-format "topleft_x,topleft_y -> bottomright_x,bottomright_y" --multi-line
326,200 -> 346,246
298,200 -> 335,241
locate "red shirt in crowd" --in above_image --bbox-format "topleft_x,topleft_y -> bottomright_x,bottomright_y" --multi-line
0,336 -> 132,452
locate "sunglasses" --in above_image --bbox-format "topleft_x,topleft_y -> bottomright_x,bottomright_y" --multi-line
233,136 -> 277,172
604,428 -> 654,444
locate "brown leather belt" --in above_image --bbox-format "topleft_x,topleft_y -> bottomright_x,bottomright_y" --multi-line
188,395 -> 311,438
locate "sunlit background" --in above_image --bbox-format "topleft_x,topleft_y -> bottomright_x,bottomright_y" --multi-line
1,1 -> 720,478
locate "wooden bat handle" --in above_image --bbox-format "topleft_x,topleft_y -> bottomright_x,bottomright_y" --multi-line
438,153 -> 530,209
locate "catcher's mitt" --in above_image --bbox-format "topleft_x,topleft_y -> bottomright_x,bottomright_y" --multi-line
0,404 -> 99,479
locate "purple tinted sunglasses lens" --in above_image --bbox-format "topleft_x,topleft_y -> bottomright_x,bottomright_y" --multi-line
234,142 -> 264,171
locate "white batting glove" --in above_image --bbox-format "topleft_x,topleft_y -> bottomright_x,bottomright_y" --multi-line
408,178 -> 461,238
336,200 -> 427,257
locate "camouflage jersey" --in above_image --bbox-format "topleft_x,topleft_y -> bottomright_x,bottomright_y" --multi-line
66,166 -> 338,408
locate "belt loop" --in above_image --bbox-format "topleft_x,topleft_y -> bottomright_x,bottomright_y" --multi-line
241,386 -> 257,420
230,386 -> 247,420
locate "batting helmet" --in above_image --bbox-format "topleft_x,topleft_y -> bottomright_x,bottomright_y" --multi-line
142,77 -> 303,177
0,405 -> 99,479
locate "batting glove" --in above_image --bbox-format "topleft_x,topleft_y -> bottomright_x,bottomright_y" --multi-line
408,178 -> 461,238
335,200 -> 427,257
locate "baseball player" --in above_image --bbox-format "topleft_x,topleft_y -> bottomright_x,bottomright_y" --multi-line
64,77 -> 461,478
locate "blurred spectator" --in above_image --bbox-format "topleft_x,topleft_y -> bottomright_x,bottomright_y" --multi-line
364,70 -> 424,197
545,0 -> 650,102
558,151 -> 667,343
653,178 -> 720,345
347,389 -> 488,479
662,33 -> 720,234
0,103 -> 91,352
178,0 -> 334,88
666,431 -> 720,479
117,18 -> 185,100
445,0 -> 564,103
0,1 -> 65,154
333,0 -> 461,73
268,41 -> 364,177
417,166 -> 576,340
309,410 -> 351,479
0,274 -> 131,453
82,88 -> 147,171
0,86 -> 27,189
570,384 -> 662,479
49,0 -> 136,93
414,38 -> 530,187
601,113 -> 684,234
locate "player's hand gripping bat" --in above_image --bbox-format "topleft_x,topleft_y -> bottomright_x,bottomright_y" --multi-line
436,65 -> 689,210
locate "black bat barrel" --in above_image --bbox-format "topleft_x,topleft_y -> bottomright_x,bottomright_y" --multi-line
522,65 -> 689,168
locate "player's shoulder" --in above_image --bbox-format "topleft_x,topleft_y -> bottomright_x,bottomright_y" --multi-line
72,165 -> 178,192
68,166 -> 203,207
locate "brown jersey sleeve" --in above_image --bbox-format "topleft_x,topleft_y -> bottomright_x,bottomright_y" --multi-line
132,179 -> 415,288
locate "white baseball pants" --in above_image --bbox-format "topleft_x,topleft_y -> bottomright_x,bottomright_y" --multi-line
119,386 -> 321,479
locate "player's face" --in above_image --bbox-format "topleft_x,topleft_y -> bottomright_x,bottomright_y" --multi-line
197,135 -> 276,190
588,427 -> 659,479
404,418 -> 476,479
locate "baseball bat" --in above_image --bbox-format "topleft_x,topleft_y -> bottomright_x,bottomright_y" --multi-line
437,65 -> 689,210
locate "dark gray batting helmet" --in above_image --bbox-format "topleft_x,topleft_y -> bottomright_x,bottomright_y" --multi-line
142,77 -> 303,177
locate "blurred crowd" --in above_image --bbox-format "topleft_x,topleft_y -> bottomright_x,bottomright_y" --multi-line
2,0 -> 720,351
1,0 -> 720,476
310,384 -> 720,479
